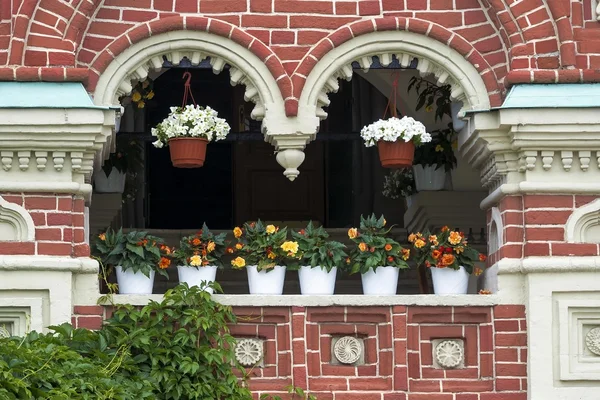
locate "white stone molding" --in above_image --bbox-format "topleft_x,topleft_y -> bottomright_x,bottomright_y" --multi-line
565,199 -> 600,243
333,336 -> 362,365
434,339 -> 464,369
586,327 -> 600,356
299,31 -> 491,126
0,196 -> 35,241
234,338 -> 263,367
0,255 -> 98,273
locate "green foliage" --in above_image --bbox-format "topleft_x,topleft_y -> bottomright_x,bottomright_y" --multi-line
348,214 -> 411,274
173,223 -> 228,268
233,220 -> 291,272
101,137 -> 143,177
291,222 -> 347,273
382,169 -> 417,200
0,324 -> 154,399
413,124 -> 457,172
92,228 -> 170,278
260,385 -> 317,400
407,76 -> 452,122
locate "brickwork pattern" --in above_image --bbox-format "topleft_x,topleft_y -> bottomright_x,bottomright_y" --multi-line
1,1 -> 600,107
0,192 -> 88,257
73,304 -> 529,399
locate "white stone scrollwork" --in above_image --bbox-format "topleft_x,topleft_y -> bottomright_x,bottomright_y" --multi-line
541,151 -> 554,171
35,151 -> 48,171
333,336 -> 362,365
17,151 -> 30,171
1,151 -> 13,171
234,338 -> 263,367
561,151 -> 573,171
579,151 -> 591,171
435,340 -> 464,369
524,151 -> 537,171
585,327 -> 600,356
53,152 -> 66,171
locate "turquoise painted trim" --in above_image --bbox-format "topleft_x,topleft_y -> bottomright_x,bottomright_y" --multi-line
0,82 -> 113,109
501,84 -> 600,109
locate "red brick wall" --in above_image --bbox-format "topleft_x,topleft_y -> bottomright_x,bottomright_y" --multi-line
2,0 -> 600,102
74,304 -> 528,399
0,192 -> 88,257
487,194 -> 600,264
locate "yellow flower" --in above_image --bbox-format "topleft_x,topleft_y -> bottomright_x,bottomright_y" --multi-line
448,231 -> 462,245
281,241 -> 299,255
348,228 -> 358,239
131,91 -> 142,102
159,257 -> 171,269
455,246 -> 464,254
474,267 -> 483,276
383,219 -> 387,226
425,105 -> 433,112
428,235 -> 438,246
408,233 -> 417,243
266,225 -> 277,234
358,242 -> 368,252
233,227 -> 243,238
190,255 -> 202,267
231,256 -> 246,269
207,241 -> 216,253
401,248 -> 410,261
98,233 -> 106,241
145,90 -> 154,100
137,100 -> 145,109
435,144 -> 444,152
414,239 -> 426,249
267,251 -> 276,259
235,243 -> 243,250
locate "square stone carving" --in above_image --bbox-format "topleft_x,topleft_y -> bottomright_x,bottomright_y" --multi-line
331,336 -> 365,366
432,339 -> 465,369
556,297 -> 600,381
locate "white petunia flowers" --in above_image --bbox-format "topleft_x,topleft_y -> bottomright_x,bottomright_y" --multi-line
360,116 -> 432,147
151,104 -> 231,148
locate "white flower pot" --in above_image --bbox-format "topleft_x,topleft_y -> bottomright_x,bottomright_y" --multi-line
94,168 -> 126,193
299,266 -> 337,295
413,165 -> 446,191
177,265 -> 218,293
430,266 -> 469,295
247,265 -> 286,295
116,266 -> 154,294
361,266 -> 399,295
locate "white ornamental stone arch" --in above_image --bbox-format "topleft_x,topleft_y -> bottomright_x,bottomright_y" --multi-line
93,31 -> 287,134
0,196 -> 35,242
297,31 -> 491,128
565,198 -> 600,243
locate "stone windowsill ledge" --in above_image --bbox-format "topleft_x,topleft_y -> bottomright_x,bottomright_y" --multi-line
100,294 -> 500,307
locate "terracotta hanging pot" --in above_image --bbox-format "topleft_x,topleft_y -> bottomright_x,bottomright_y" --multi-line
378,140 -> 415,168
169,137 -> 208,168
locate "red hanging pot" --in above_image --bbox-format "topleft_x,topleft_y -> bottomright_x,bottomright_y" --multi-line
378,140 -> 415,168
169,137 -> 208,168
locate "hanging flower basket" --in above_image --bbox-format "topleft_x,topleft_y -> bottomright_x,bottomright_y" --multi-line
361,116 -> 432,169
169,137 -> 209,168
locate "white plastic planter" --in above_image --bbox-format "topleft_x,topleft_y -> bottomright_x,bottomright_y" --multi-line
430,266 -> 469,295
298,266 -> 337,295
361,266 -> 399,295
94,168 -> 126,193
247,265 -> 286,295
413,165 -> 446,191
177,265 -> 218,293
116,266 -> 154,294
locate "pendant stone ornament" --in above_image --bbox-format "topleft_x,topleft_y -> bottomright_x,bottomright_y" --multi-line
435,340 -> 464,369
234,338 -> 264,367
585,327 -> 600,356
333,336 -> 362,365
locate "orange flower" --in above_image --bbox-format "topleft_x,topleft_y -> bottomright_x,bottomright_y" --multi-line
454,246 -> 464,254
160,245 -> 171,255
479,253 -> 487,262
235,243 -> 243,250
346,257 -> 351,264
424,261 -> 431,268
384,244 -> 393,251
206,241 -> 216,252
226,247 -> 234,254
202,260 -> 210,266
98,233 -> 106,241
192,238 -> 201,246
348,228 -> 358,239
414,239 -> 426,249
474,267 -> 483,276
299,229 -> 306,235
387,256 -> 394,263
408,233 -> 417,243
401,248 -> 410,261
201,250 -> 207,257
431,249 -> 442,260
370,247 -> 376,253
439,254 -> 455,267
158,257 -> 171,269
358,242 -> 368,252
233,227 -> 243,238
428,235 -> 438,246
448,231 -> 462,245
479,289 -> 492,295
441,226 -> 449,232
267,251 -> 277,260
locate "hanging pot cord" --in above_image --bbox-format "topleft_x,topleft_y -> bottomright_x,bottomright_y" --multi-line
181,71 -> 197,107
382,71 -> 407,119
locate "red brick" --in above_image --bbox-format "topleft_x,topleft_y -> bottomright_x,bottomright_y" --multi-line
495,320 -> 520,332
336,2 -> 358,14
290,16 -> 358,29
77,316 -> 102,330
36,228 -> 62,241
0,242 -> 35,255
524,242 -> 549,257
409,379 -> 441,392
24,196 -> 56,210
453,307 -> 492,323
445,368 -> 479,379
496,333 -> 527,346
525,227 -> 564,241
275,0 -> 333,14
496,378 -> 521,391
199,0 -> 247,13
442,379 -> 494,392
358,1 -> 381,15
393,314 -> 407,338
271,30 -> 295,44
552,243 -> 598,256
406,0 -> 427,10
349,377 -> 392,390
524,195 -> 572,209
500,196 -> 523,212
496,363 -> 527,377
575,195 -> 598,207
420,325 -> 463,340
335,394 -> 382,400
407,394 -> 453,400
277,324 -> 290,350
242,15 -> 287,28
480,353 -> 494,377
394,340 -> 406,364
495,305 -> 525,319
297,30 -> 328,45
250,0 -> 271,12
38,242 -> 71,256
407,307 -> 452,323
480,393 -> 527,400
74,305 -> 104,315
57,197 -> 73,211
29,212 -> 46,226
307,307 -> 345,322
122,9 -> 158,21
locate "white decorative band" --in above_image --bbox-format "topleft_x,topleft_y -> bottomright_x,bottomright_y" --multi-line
496,257 -> 600,275
0,256 -> 98,273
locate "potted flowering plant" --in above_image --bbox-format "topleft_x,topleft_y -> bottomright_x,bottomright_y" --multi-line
152,104 -> 231,168
93,138 -> 143,194
412,125 -> 457,191
93,228 -> 171,294
382,169 -> 417,208
231,220 -> 293,295
361,116 -> 432,168
409,226 -> 487,294
173,223 -> 227,294
291,222 -> 347,295
348,214 -> 411,295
